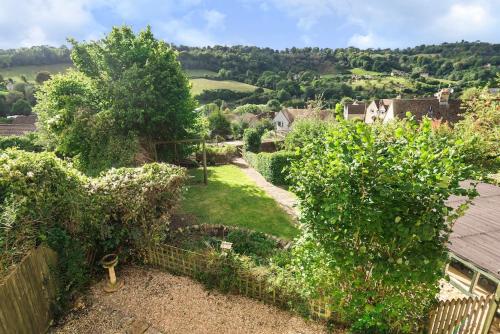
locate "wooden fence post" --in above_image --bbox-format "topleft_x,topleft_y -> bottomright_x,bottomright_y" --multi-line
202,139 -> 207,185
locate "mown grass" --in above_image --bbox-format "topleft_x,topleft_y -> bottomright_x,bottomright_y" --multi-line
190,78 -> 259,95
180,165 -> 299,240
0,63 -> 73,82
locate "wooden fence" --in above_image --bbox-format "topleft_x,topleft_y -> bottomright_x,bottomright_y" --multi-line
144,244 -> 332,320
0,246 -> 58,334
146,243 -> 498,333
428,295 -> 497,334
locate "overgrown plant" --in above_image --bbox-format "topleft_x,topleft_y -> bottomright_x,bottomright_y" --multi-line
288,117 -> 478,333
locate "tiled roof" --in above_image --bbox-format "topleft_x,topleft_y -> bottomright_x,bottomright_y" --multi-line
282,108 -> 332,123
391,98 -> 461,123
345,102 -> 366,115
447,182 -> 500,280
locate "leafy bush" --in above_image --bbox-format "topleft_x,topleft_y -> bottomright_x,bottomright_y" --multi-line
0,149 -> 186,276
288,117 -> 477,333
91,163 -> 187,255
453,90 -> 499,174
244,150 -> 293,185
196,144 -> 237,165
233,104 -> 264,115
284,118 -> 332,150
0,133 -> 43,152
208,110 -> 231,138
226,229 -> 279,265
10,99 -> 32,116
243,128 -> 261,153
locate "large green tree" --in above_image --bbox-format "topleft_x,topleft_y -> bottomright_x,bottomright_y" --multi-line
36,26 -> 198,174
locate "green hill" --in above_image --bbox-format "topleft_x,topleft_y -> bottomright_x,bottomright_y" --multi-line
0,63 -> 73,82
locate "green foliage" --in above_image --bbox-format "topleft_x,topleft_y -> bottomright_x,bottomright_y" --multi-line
0,149 -> 186,276
92,163 -> 187,254
243,128 -> 261,153
35,70 -> 137,175
284,118 -> 332,150
36,26 -> 197,174
10,98 -> 31,115
0,133 -> 43,151
266,99 -> 282,112
244,151 -> 294,186
196,144 -> 237,165
453,89 -> 499,174
288,118 -> 478,333
233,104 -> 264,115
208,110 -> 231,138
226,229 -> 279,265
35,71 -> 51,84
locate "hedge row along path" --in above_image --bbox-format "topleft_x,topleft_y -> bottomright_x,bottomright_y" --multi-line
232,158 -> 299,220
51,266 -> 328,334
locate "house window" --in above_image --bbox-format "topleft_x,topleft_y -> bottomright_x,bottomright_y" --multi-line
277,121 -> 283,127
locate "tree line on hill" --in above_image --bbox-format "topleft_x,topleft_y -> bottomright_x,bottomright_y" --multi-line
1,41 -> 498,107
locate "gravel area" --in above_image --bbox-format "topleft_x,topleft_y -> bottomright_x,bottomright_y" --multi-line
51,266 -> 327,334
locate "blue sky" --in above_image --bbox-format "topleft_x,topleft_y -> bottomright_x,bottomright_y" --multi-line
0,0 -> 499,49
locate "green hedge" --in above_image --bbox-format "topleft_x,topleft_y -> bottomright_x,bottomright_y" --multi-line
0,133 -> 43,152
244,150 -> 294,186
196,144 -> 237,165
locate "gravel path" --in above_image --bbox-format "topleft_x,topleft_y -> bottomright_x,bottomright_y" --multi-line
232,158 -> 299,220
51,266 -> 326,334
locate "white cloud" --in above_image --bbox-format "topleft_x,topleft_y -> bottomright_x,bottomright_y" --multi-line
0,0 -> 105,47
433,3 -> 496,39
348,32 -> 377,48
159,20 -> 217,46
203,9 -> 225,30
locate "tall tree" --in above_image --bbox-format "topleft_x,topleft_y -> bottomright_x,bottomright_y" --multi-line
36,26 -> 198,174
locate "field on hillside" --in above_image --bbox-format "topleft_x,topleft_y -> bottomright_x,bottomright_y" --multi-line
190,78 -> 259,95
185,68 -> 218,77
0,63 -> 73,82
0,64 -> 261,96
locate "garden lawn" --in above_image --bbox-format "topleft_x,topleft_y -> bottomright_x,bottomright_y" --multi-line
180,165 -> 298,240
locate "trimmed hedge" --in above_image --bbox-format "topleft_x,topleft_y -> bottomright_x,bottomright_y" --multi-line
244,150 -> 294,186
196,144 -> 237,165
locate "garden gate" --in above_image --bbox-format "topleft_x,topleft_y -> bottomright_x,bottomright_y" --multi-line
428,294 -> 497,334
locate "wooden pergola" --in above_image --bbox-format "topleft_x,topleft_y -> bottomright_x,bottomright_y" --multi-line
153,138 -> 208,185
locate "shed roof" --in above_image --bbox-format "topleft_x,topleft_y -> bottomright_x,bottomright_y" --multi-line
447,182 -> 500,280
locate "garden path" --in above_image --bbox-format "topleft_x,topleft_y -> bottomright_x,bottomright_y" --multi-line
232,158 -> 299,221
51,266 -> 327,334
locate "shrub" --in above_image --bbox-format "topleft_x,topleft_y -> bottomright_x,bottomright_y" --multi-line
196,144 -> 237,165
243,128 -> 261,153
10,99 -> 32,115
233,104 -> 264,115
208,110 -> 231,138
288,117 -> 477,333
0,133 -> 43,152
284,118 -> 332,150
35,71 -> 51,84
0,149 -> 186,276
244,150 -> 293,185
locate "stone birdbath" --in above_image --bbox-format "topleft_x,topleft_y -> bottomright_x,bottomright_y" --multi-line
101,253 -> 124,293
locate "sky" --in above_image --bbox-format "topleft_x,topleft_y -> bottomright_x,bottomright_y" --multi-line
0,0 -> 499,49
